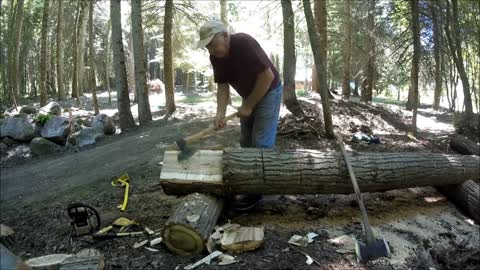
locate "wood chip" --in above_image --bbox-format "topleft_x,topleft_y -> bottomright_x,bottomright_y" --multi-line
133,240 -> 148,249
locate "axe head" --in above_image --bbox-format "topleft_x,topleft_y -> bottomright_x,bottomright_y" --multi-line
175,138 -> 196,161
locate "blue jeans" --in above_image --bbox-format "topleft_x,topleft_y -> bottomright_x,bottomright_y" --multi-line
240,83 -> 282,148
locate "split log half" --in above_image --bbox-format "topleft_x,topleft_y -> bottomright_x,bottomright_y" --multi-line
160,149 -> 480,196
161,193 -> 223,256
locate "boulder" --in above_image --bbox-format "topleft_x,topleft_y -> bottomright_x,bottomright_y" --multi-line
0,116 -> 36,141
70,127 -> 105,148
92,114 -> 116,135
19,106 -> 37,115
30,137 -> 63,156
40,102 -> 63,116
40,116 -> 71,144
1,137 -> 16,146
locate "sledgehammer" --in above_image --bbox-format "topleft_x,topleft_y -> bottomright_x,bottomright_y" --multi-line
335,133 -> 391,263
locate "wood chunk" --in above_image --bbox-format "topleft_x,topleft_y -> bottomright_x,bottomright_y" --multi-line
162,193 -> 223,256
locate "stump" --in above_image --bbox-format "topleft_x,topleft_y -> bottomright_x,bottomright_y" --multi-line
161,193 -> 223,256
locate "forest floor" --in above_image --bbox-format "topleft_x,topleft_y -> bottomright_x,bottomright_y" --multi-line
0,88 -> 478,270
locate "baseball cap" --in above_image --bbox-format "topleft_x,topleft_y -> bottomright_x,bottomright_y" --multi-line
196,20 -> 227,49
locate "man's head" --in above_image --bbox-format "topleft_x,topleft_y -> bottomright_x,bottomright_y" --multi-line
197,20 -> 230,58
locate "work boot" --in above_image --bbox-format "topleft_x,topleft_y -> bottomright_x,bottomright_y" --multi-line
228,194 -> 263,213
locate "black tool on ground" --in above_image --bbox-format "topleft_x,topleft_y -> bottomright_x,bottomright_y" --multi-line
335,133 -> 391,263
67,203 -> 101,238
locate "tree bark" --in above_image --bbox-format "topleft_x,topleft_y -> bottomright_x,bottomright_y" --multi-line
162,193 -> 223,256
39,0 -> 50,107
104,20 -> 112,105
160,149 -> 479,196
445,0 -> 473,118
131,0 -> 152,125
71,0 -> 80,101
342,0 -> 352,99
88,0 -> 99,115
302,0 -> 334,138
449,134 -> 480,155
127,32 -> 136,102
410,0 -> 420,135
10,0 -> 24,105
281,0 -> 303,117
311,0 -> 327,96
77,0 -> 88,97
110,0 -> 136,130
362,0 -> 375,103
56,0 -> 66,101
431,2 -> 442,110
164,0 -> 176,114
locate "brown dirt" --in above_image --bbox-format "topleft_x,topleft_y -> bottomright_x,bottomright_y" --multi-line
1,93 -> 478,270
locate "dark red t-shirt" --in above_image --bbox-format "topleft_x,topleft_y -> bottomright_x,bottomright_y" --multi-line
210,33 -> 280,99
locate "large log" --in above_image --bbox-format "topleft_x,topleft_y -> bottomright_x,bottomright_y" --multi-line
437,135 -> 480,223
161,193 -> 223,256
160,149 -> 480,196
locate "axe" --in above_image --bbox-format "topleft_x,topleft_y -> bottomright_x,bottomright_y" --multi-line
174,112 -> 238,161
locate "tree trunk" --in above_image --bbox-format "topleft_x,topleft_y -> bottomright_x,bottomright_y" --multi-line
342,0 -> 352,99
160,149 -> 480,196
311,0 -> 327,96
39,0 -> 50,107
110,0 -> 136,130
71,0 -> 80,101
56,0 -> 66,101
10,0 -> 24,105
161,193 -> 223,256
431,2 -> 442,110
281,0 -> 303,117
77,0 -> 88,97
131,0 -> 152,125
361,0 -> 375,103
445,0 -> 473,118
164,0 -> 176,114
220,0 -> 227,25
410,0 -> 420,135
449,134 -> 480,155
302,0 -> 334,138
105,20 -> 112,105
128,32 -> 136,102
88,0 -> 99,115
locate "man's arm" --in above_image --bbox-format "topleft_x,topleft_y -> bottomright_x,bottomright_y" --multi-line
214,83 -> 230,128
238,67 -> 274,117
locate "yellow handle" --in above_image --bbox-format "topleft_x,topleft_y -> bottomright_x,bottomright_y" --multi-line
111,174 -> 130,212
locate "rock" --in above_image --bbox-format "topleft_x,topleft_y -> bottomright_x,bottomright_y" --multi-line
2,137 -> 16,146
11,145 -> 31,159
0,224 -> 15,248
0,143 -> 7,152
70,127 -> 105,147
0,116 -> 36,141
91,114 -> 116,135
19,106 -> 37,115
40,102 -> 63,116
40,116 -> 71,144
30,137 -> 63,156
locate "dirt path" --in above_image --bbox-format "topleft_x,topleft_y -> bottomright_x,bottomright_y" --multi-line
0,115 -> 239,204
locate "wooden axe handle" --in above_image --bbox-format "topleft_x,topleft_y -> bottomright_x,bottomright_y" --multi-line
183,112 -> 238,145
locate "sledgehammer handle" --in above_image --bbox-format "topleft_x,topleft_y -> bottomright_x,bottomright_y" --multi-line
183,112 -> 238,145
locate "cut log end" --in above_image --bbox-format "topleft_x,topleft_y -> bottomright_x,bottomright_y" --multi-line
162,224 -> 205,256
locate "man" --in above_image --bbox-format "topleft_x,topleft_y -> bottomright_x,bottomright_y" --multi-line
197,20 -> 282,210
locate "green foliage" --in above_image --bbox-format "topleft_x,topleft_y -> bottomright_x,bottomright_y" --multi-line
35,113 -> 50,124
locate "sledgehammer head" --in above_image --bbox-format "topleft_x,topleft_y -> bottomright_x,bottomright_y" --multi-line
355,238 -> 391,263
175,138 -> 196,161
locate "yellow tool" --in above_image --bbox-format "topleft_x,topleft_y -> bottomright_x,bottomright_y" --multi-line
111,174 -> 130,211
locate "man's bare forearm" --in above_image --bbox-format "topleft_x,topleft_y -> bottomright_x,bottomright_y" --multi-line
216,83 -> 229,116
243,68 -> 274,110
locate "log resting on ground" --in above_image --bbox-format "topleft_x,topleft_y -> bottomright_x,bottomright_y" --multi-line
160,149 -> 480,196
436,135 -> 480,223
161,193 -> 223,256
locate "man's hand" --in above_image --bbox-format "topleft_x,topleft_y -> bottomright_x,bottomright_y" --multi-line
237,104 -> 253,118
214,114 -> 227,129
